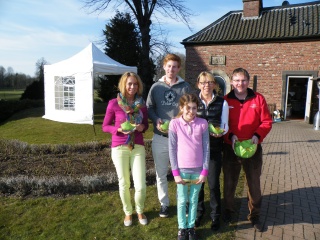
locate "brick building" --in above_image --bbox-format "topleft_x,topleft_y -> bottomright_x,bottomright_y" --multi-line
181,0 -> 320,123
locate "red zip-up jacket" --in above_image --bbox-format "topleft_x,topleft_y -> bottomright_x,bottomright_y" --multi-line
223,88 -> 272,145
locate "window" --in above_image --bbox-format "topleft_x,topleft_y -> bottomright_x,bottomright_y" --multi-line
54,76 -> 75,110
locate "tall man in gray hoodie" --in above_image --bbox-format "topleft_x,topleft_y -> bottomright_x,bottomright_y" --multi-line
146,53 -> 191,217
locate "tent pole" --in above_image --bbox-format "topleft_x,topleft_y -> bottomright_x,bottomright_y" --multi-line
92,71 -> 96,136
92,124 -> 97,136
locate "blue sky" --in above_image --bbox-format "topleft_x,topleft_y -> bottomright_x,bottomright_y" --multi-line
0,0 -> 313,76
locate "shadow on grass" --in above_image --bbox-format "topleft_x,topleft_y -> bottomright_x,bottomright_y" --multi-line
0,102 -> 107,126
0,100 -> 44,124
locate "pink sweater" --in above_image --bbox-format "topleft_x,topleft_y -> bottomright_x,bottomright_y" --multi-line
168,116 -> 209,177
102,98 -> 149,147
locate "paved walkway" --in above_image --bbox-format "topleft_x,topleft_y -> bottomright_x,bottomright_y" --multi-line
235,120 -> 320,240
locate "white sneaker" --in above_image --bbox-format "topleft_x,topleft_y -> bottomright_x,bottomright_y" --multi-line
138,214 -> 148,225
123,215 -> 132,227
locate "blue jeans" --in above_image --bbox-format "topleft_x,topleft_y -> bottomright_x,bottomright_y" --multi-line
111,144 -> 146,215
177,172 -> 202,229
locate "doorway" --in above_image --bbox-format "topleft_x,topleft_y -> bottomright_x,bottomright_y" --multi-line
285,77 -> 309,120
282,71 -> 317,123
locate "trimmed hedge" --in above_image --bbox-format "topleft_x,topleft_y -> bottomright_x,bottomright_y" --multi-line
0,139 -> 160,197
0,99 -> 44,122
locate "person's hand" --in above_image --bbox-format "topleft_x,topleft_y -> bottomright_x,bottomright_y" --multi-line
156,118 -> 163,131
210,131 -> 225,138
135,124 -> 144,132
195,175 -> 207,184
118,128 -> 135,134
251,135 -> 259,144
156,119 -> 168,133
231,135 -> 238,150
174,175 -> 185,184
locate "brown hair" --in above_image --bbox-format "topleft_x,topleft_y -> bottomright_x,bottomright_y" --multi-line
231,68 -> 250,81
163,54 -> 181,68
176,93 -> 200,118
118,72 -> 143,96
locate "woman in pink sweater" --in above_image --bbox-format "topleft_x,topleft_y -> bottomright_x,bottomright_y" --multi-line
102,72 -> 149,227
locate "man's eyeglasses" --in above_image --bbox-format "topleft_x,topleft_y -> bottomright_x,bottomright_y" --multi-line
233,80 -> 248,84
199,81 -> 215,86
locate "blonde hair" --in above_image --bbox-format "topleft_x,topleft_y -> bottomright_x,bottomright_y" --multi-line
163,53 -> 181,68
176,93 -> 199,118
196,71 -> 216,86
196,71 -> 223,94
118,72 -> 143,96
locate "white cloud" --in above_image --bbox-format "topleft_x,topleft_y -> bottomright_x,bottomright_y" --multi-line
0,0 -> 109,75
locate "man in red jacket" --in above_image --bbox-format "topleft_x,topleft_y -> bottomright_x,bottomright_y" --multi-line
222,68 -> 272,232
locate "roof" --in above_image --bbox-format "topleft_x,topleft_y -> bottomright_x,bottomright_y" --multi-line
44,43 -> 137,75
182,1 -> 320,45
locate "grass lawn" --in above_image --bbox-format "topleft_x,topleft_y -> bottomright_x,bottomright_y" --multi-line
0,179 -> 244,240
0,106 -> 107,144
0,103 -> 153,144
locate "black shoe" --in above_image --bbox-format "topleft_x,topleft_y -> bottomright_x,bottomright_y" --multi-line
194,215 -> 202,228
177,228 -> 187,240
187,227 -> 197,240
223,212 -> 232,223
159,205 -> 169,218
251,219 -> 263,232
210,219 -> 220,231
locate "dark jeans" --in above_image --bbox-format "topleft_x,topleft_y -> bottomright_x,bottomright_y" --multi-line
197,150 -> 222,221
222,143 -> 262,221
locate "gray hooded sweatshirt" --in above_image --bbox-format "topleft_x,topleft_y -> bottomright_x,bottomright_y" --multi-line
146,75 -> 191,135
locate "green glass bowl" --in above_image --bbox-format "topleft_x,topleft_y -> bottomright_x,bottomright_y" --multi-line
234,139 -> 257,158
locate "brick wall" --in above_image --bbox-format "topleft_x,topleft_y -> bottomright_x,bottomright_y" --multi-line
185,40 -> 320,111
243,0 -> 262,18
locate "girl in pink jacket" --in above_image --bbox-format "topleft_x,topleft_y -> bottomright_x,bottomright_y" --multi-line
169,93 -> 210,240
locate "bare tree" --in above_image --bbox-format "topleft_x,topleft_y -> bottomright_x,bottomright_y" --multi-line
21,58 -> 48,100
81,0 -> 193,93
35,57 -> 48,81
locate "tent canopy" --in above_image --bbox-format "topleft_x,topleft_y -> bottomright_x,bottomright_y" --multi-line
43,43 -> 137,125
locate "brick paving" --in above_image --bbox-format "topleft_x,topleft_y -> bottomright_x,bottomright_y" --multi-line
235,120 -> 320,240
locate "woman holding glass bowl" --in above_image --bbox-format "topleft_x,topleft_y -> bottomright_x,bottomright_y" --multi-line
102,72 -> 149,227
194,71 -> 229,231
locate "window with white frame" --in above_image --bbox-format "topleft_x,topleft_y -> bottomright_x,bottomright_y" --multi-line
54,76 -> 75,110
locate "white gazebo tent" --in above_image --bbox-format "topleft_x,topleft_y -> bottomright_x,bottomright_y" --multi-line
43,43 -> 137,125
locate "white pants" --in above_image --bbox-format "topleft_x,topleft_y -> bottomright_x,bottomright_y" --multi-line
152,134 -> 170,207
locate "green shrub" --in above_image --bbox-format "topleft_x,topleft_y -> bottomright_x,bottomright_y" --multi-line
20,80 -> 44,100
